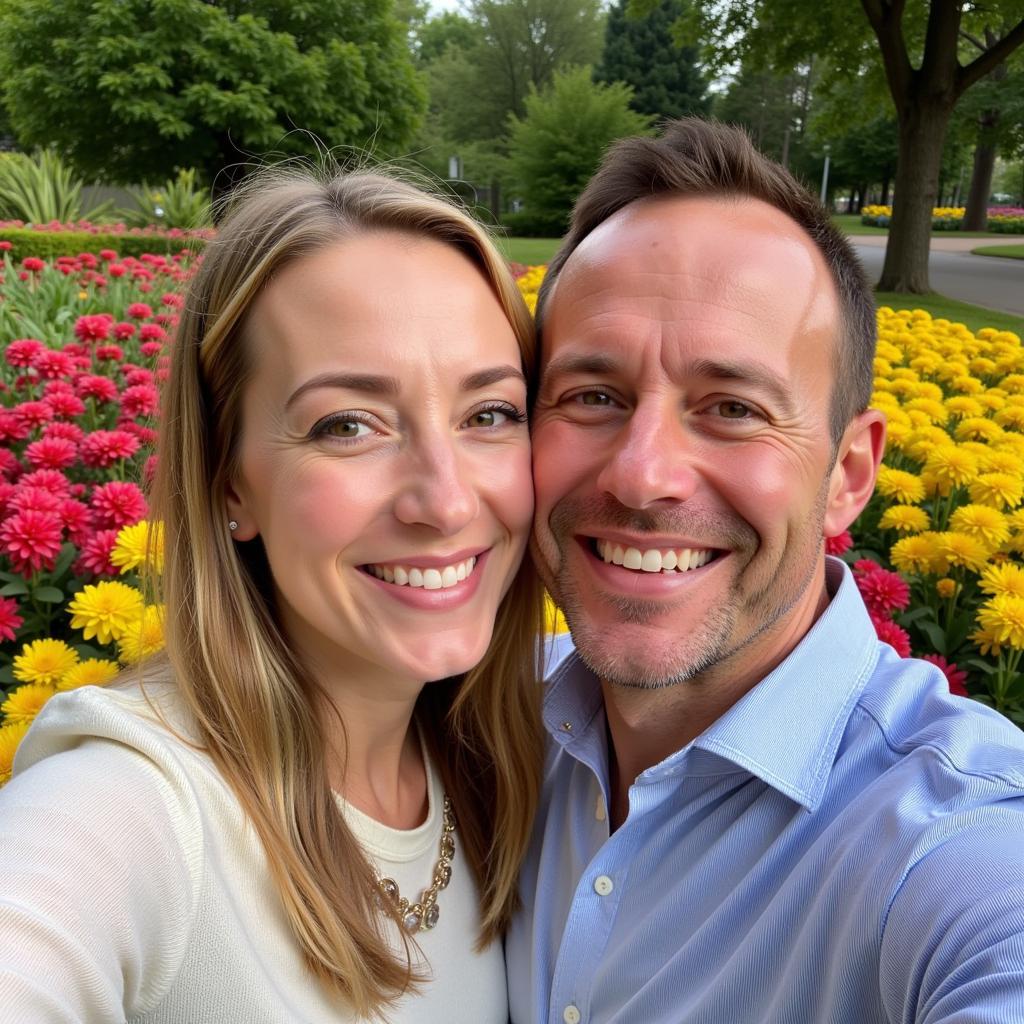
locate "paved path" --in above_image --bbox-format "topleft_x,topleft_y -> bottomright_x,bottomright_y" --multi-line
850,237 -> 1024,318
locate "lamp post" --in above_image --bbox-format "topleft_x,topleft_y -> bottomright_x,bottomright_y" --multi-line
819,144 -> 831,207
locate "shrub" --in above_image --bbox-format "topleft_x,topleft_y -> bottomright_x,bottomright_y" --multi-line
0,151 -> 113,224
0,228 -> 205,260
119,169 -> 212,230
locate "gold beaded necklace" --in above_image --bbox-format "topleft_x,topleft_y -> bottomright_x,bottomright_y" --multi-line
375,795 -> 456,934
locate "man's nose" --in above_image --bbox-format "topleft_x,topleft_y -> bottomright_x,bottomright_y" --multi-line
392,439 -> 480,535
595,399 -> 700,510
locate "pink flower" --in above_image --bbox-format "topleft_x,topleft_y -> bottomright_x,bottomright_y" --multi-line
113,322 -> 136,340
143,454 -> 158,484
75,528 -> 120,577
19,469 -> 70,496
825,530 -> 853,556
0,448 -> 20,480
139,341 -> 163,357
32,349 -> 76,380
0,410 -> 31,443
99,249 -> 118,261
857,567 -> 911,618
872,616 -> 912,658
46,390 -> 87,419
0,595 -> 23,642
80,429 -> 141,467
25,437 -> 77,470
10,485 -> 62,516
0,481 -> 18,517
122,367 -> 154,387
5,338 -> 44,368
95,344 -> 125,362
76,375 -> 119,403
0,240 -> 12,252
108,263 -> 127,278
118,420 -> 158,446
74,314 -> 113,343
21,257 -> 45,273
15,400 -> 54,430
139,323 -> 167,342
0,509 -> 63,573
921,654 -> 969,697
161,292 -> 183,308
59,498 -> 93,544
90,480 -> 147,528
120,384 -> 159,418
126,302 -> 153,320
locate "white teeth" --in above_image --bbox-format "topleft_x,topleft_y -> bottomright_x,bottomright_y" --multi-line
596,541 -> 714,575
365,556 -> 477,590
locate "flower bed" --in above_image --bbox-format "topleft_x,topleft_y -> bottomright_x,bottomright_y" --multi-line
861,205 -> 1024,232
0,220 -> 211,260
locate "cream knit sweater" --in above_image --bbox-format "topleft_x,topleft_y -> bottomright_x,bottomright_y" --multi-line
0,683 -> 507,1023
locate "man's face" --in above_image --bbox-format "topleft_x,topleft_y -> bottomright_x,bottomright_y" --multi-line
531,195 -> 848,691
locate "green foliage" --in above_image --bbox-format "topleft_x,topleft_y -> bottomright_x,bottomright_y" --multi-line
597,0 -> 709,120
119,169 -> 212,229
0,227 -> 204,260
507,66 -> 653,230
0,0 -> 426,186
0,151 -> 113,224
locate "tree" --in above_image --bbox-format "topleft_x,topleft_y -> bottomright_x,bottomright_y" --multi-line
0,0 -> 426,188
650,0 -> 1024,293
506,66 -> 652,233
596,0 -> 710,120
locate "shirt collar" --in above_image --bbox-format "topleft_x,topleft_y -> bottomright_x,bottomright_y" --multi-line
542,557 -> 880,812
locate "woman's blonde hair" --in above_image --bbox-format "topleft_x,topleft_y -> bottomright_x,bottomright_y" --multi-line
149,167 -> 545,1015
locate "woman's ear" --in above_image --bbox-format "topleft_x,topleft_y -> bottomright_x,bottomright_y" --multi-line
224,478 -> 259,541
823,408 -> 887,539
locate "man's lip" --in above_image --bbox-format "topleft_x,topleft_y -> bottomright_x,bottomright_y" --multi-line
359,546 -> 487,570
579,532 -> 726,553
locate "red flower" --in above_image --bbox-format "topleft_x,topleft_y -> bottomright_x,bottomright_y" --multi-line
0,240 -> 12,252
21,256 -> 45,273
75,528 -> 120,577
825,530 -> 853,556
143,454 -> 158,484
161,292 -> 183,308
76,375 -> 119,403
118,420 -> 158,446
0,481 -> 18,517
46,391 -> 87,420
921,653 -> 969,697
42,421 -> 84,445
127,302 -> 153,320
73,314 -> 113,343
59,498 -> 93,544
0,448 -> 20,480
80,429 -> 141,468
122,367 -> 154,387
0,509 -> 63,573
120,384 -> 159,418
19,468 -> 70,496
0,595 -> 23,642
139,323 -> 167,342
139,341 -> 163,357
96,344 -> 125,362
108,263 -> 127,278
114,321 -> 137,340
857,567 -> 911,618
0,410 -> 31,443
10,485 -> 62,516
90,480 -> 147,528
99,249 -> 118,261
32,349 -> 76,380
5,338 -> 44,368
15,400 -> 54,430
24,437 -> 77,470
871,616 -> 912,658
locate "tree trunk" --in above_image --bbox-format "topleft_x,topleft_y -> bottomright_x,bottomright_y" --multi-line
880,178 -> 890,205
878,100 -> 953,293
962,134 -> 997,230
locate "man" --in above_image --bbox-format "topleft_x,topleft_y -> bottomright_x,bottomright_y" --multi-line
507,118 -> 1024,1023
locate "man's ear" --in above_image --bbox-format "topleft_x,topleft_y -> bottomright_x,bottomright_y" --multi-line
823,408 -> 887,538
224,478 -> 259,541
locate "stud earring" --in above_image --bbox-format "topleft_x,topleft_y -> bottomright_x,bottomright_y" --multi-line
228,520 -> 238,532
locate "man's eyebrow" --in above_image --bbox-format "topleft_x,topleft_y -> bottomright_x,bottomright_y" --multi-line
689,358 -> 796,412
459,365 -> 527,391
541,353 -> 621,380
285,372 -> 400,410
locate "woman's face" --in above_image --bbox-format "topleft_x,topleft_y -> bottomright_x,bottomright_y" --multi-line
227,231 -> 533,690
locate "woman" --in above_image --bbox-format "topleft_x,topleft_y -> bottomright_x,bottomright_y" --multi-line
0,169 -> 545,1022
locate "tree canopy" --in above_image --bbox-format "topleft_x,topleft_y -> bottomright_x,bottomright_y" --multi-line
0,0 -> 426,186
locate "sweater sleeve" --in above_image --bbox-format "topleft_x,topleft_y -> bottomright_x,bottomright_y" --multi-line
0,735 -> 201,1023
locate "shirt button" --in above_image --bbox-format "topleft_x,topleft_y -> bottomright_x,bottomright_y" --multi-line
594,793 -> 607,821
594,875 -> 614,896
563,1006 -> 582,1024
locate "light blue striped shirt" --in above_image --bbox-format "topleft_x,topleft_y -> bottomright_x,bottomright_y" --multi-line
507,558 -> 1024,1023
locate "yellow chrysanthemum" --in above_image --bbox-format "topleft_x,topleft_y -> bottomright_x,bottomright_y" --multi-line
971,623 -> 1004,657
68,581 -> 144,645
904,397 -> 948,425
117,605 -> 166,664
885,420 -> 913,449
0,721 -> 30,785
969,472 -> 1024,511
954,417 -> 1005,443
878,505 -> 931,533
922,445 -> 980,492
948,505 -> 1010,550
936,577 -> 959,599
996,433 -> 1024,458
875,467 -> 926,505
944,396 -> 985,420
111,520 -> 165,575
876,340 -> 903,363
975,594 -> 1024,651
914,381 -> 945,403
969,357 -> 998,378
978,561 -> 1024,601
12,638 -> 79,686
903,426 -> 953,462
978,449 -> 1021,475
1,683 -> 55,725
57,658 -> 121,691
994,405 -> 1024,431
890,532 -> 943,575
1000,373 -> 1024,394
950,375 -> 984,395
935,531 -> 990,574
544,595 -> 569,635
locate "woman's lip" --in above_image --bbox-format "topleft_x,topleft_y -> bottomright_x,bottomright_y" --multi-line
360,546 -> 487,570
359,549 -> 490,610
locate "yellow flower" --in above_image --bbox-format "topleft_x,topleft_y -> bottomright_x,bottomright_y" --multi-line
969,472 -> 1024,511
904,397 -> 948,425
1,683 -> 55,725
944,396 -> 985,420
57,658 -> 121,691
117,605 -> 166,664
68,581 -> 144,644
875,467 -> 926,505
544,595 -> 569,635
77,290 -> 88,301
950,375 -> 984,395
970,623 -> 1004,657
935,531 -> 990,574
979,562 -> 1024,599
890,532 -> 942,575
0,721 -> 30,785
976,594 -> 1024,651
922,445 -> 979,492
979,449 -> 1020,475
904,426 -> 953,462
994,405 -> 1024,431
954,417 -> 1005,443
111,520 -> 165,575
13,638 -> 79,686
948,505 -> 1010,550
935,577 -> 958,599
878,504 -> 931,533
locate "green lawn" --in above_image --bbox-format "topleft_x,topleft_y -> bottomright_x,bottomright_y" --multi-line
496,236 -> 561,265
875,291 -> 1023,335
833,213 -> 1014,240
971,244 -> 1024,261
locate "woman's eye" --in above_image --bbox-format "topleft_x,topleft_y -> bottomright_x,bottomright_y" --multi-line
316,417 -> 372,439
468,409 -> 507,428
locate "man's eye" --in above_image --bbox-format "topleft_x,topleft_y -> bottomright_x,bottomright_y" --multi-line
578,391 -> 614,406
716,401 -> 753,419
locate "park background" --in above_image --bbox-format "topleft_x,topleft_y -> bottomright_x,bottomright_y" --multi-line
1,0 -> 1024,781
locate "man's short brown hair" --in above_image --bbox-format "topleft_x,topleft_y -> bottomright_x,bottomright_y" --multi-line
536,117 -> 876,445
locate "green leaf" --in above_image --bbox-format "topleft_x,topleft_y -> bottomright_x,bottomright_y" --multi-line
964,657 -> 998,676
0,580 -> 30,597
0,665 -> 13,684
31,585 -> 65,604
915,618 -> 948,655
52,542 -> 76,580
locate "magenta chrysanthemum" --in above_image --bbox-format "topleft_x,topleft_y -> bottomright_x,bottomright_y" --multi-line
0,509 -> 63,573
80,429 -> 140,468
90,481 -> 147,529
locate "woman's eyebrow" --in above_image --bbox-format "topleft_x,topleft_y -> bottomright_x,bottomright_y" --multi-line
285,372 -> 400,410
459,365 -> 527,391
